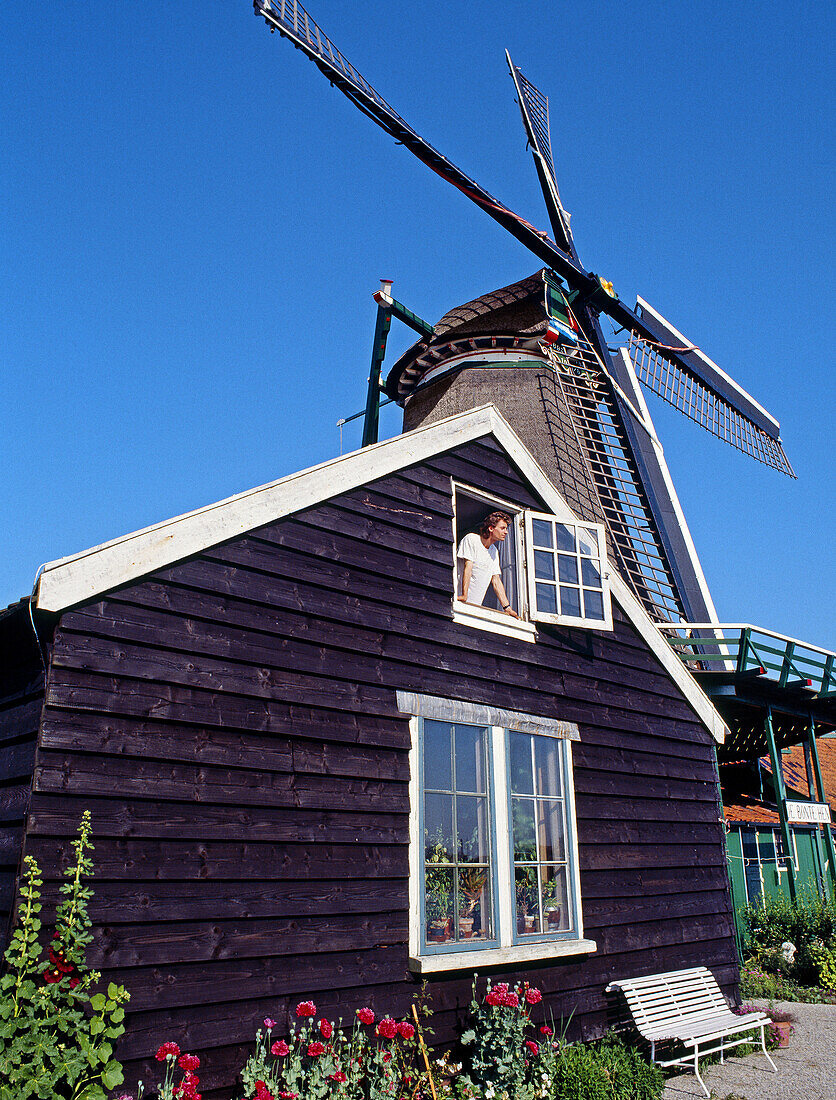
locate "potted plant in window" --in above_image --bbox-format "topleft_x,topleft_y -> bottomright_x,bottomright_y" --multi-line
515,874 -> 538,934
425,834 -> 452,942
542,877 -> 563,930
458,868 -> 487,939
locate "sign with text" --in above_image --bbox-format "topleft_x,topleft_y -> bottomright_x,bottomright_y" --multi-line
785,800 -> 832,825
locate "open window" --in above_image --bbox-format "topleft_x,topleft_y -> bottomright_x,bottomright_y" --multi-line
400,692 -> 596,973
452,484 -> 612,637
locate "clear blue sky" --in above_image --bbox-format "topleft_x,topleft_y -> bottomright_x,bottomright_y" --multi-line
2,1 -> 833,648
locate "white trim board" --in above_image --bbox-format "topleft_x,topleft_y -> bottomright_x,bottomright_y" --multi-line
33,403 -> 726,743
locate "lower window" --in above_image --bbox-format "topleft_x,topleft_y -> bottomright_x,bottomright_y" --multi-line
416,707 -> 584,957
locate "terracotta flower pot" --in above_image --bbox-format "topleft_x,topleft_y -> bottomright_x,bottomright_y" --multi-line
772,1021 -> 792,1047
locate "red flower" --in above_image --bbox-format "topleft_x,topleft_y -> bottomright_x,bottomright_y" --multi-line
43,967 -> 63,984
179,1053 -> 200,1072
525,987 -> 542,1005
500,991 -> 520,1008
540,1025 -> 553,1036
48,947 -> 73,973
263,1017 -> 277,1029
277,1094 -> 298,1100
271,1040 -> 290,1056
382,1051 -> 392,1063
69,976 -> 80,989
377,1018 -> 398,1040
296,1000 -> 316,1018
356,1007 -> 375,1025
173,1070 -> 201,1100
307,1041 -> 326,1057
253,1083 -> 274,1100
525,1040 -> 540,1056
318,1018 -> 333,1039
328,1071 -> 347,1082
396,1021 -> 415,1040
492,982 -> 510,995
485,989 -> 502,1006
156,1041 -> 181,1062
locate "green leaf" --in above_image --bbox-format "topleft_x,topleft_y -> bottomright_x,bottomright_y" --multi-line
89,1018 -> 104,1035
100,1061 -> 124,1089
109,1006 -> 124,1023
89,994 -> 106,1012
106,982 -> 118,1000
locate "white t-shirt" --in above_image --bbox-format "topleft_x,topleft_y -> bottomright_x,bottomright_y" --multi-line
457,532 -> 501,605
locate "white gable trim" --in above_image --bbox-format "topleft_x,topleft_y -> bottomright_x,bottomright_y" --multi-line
33,403 -> 726,742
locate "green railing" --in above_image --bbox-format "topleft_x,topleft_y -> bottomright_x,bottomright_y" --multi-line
657,623 -> 836,699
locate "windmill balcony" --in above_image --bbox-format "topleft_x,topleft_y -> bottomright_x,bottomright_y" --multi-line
657,623 -> 836,760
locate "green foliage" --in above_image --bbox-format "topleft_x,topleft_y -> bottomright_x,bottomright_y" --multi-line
0,813 -> 130,1100
543,1034 -> 664,1100
740,888 -> 836,996
458,978 -> 535,1098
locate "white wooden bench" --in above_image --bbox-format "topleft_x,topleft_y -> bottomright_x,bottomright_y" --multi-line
606,966 -> 777,1097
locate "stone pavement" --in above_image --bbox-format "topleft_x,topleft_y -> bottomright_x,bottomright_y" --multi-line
661,1000 -> 836,1100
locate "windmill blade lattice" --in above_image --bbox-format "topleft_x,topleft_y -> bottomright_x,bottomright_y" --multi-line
626,334 -> 796,477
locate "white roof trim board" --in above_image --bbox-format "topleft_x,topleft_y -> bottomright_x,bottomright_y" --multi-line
34,404 -> 727,743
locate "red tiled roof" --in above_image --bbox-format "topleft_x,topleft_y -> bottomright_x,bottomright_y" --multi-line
722,739 -> 836,826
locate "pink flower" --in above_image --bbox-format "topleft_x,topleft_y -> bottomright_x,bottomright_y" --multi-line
271,1040 -> 289,1056
357,1007 -> 375,1025
318,1018 -> 333,1039
263,1017 -> 277,1029
296,1000 -> 316,1018
540,1025 -> 553,1036
329,1071 -> 347,1082
179,1054 -> 200,1072
500,991 -> 520,1008
525,987 -> 542,1005
307,1041 -> 326,1057
493,982 -> 510,995
485,989 -> 503,1006
377,1018 -> 398,1040
156,1042 -> 181,1062
525,1040 -> 540,1056
396,1021 -> 415,1040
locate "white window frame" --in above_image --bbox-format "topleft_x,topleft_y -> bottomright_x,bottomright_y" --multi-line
451,483 -> 612,641
401,693 -> 596,974
523,510 -> 612,630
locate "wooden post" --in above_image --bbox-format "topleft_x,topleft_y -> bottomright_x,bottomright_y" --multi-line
412,1003 -> 437,1100
764,706 -> 797,901
808,718 -> 836,895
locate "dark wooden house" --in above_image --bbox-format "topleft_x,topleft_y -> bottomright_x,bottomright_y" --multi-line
0,395 -> 737,1095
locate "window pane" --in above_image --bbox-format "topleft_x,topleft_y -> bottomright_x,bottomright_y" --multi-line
534,736 -> 563,797
424,720 -> 452,791
581,558 -> 602,587
537,799 -> 566,862
536,582 -> 557,613
511,797 -> 537,862
541,866 -> 570,931
425,865 -> 454,943
583,589 -> 605,620
424,793 -> 454,861
532,518 -> 553,548
560,586 -> 581,616
509,731 -> 534,795
534,549 -> 556,581
515,867 -> 541,935
555,523 -> 576,552
458,866 -> 492,941
455,723 -> 487,794
578,527 -> 598,555
558,555 -> 578,584
457,795 -> 490,863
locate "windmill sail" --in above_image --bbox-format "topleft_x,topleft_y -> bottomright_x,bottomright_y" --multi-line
627,299 -> 795,476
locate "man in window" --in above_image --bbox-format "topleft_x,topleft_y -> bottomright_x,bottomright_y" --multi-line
457,511 -> 520,617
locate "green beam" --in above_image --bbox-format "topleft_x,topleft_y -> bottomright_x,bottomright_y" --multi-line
386,297 -> 434,338
362,303 -> 392,447
764,706 -> 797,901
808,719 -> 836,894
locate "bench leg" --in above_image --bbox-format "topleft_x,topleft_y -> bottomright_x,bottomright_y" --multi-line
693,1041 -> 709,1098
720,1035 -> 724,1064
759,1023 -> 778,1073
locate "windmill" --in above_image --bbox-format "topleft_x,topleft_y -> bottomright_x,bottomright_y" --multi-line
252,0 -> 795,627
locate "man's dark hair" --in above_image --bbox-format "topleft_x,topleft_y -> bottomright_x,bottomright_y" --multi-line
479,511 -> 512,537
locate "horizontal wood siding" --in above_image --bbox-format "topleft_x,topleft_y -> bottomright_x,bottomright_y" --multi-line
0,604 -> 44,945
26,438 -> 736,1094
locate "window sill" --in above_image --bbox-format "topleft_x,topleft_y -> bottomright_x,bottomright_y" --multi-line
452,601 -> 537,642
408,937 -> 597,974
